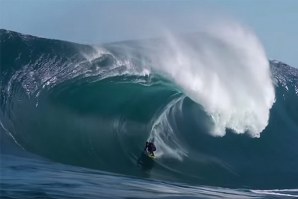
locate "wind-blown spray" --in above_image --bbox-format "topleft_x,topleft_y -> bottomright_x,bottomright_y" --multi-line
150,22 -> 275,137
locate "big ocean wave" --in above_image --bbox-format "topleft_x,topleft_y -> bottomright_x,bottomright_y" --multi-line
1,25 -> 298,189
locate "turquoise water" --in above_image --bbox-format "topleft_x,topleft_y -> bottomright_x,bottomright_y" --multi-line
1,29 -> 298,198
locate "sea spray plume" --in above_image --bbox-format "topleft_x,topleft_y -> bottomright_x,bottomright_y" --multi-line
150,22 -> 275,137
149,96 -> 187,160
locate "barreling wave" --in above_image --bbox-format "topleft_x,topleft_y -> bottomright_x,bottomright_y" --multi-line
1,28 -> 298,189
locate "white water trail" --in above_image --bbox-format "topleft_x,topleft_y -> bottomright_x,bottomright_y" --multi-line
151,21 -> 275,137
149,96 -> 187,161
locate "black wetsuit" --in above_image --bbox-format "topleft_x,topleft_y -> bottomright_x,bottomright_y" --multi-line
146,142 -> 156,156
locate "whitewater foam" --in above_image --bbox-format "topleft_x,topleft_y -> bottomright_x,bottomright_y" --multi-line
149,96 -> 187,160
251,189 -> 298,198
151,22 -> 275,137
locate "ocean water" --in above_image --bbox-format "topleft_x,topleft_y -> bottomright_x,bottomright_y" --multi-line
0,28 -> 298,198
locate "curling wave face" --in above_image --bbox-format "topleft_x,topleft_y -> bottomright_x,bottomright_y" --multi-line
148,23 -> 275,137
1,28 -> 298,189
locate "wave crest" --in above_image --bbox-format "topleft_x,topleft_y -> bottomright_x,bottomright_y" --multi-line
150,22 -> 275,137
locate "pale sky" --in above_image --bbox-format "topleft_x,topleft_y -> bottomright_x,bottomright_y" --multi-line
0,0 -> 297,67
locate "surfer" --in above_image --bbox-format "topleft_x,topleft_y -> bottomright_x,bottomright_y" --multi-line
144,141 -> 156,157
137,140 -> 156,170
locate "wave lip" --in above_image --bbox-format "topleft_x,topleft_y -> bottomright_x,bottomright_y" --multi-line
150,22 -> 275,137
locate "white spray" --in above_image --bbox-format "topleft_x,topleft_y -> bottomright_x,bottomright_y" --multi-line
150,21 -> 275,138
149,96 -> 187,160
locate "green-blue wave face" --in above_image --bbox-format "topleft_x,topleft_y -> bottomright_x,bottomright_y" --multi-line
1,30 -> 298,189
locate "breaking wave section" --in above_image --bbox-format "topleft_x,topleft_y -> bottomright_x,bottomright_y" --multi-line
1,28 -> 298,189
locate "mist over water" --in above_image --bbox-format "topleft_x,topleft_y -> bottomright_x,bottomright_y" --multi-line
148,22 -> 275,137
